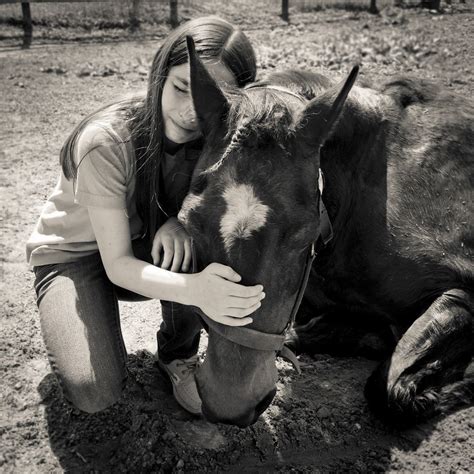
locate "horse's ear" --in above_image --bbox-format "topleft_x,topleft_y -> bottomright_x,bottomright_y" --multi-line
295,65 -> 359,151
187,36 -> 229,137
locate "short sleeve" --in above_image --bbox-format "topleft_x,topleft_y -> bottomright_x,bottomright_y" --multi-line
74,124 -> 129,209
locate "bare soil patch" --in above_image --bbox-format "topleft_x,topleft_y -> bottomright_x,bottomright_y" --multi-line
1,5 -> 473,472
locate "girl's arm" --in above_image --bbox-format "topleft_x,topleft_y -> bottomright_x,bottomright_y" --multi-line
88,206 -> 264,326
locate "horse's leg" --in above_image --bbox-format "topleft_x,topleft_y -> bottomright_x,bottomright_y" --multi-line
285,306 -> 397,360
364,289 -> 473,425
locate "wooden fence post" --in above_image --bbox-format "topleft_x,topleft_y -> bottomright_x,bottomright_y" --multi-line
130,0 -> 140,31
21,2 -> 32,48
369,0 -> 378,13
281,0 -> 289,22
170,0 -> 178,28
421,0 -> 440,9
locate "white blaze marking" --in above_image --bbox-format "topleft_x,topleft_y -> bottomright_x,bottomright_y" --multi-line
220,183 -> 269,254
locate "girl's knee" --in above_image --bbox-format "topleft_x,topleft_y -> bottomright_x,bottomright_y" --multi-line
62,372 -> 126,414
71,388 -> 122,414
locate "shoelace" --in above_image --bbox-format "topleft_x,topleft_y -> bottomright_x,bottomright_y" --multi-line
176,357 -> 201,377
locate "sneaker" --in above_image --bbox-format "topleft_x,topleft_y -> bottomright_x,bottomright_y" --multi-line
157,355 -> 202,415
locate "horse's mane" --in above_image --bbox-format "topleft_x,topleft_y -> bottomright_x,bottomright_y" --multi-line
205,70 -> 334,174
257,70 -> 335,101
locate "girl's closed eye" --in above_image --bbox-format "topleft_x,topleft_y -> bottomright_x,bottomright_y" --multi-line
173,82 -> 188,94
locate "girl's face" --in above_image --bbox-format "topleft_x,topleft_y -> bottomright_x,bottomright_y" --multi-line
161,61 -> 236,144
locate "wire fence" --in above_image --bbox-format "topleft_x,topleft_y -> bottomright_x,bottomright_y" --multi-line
0,0 -> 442,47
0,0 -> 393,24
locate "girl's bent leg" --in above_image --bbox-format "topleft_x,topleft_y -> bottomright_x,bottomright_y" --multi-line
157,302 -> 202,364
34,255 -> 128,413
129,237 -> 202,364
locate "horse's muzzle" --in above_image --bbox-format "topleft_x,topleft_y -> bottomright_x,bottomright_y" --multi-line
201,388 -> 277,428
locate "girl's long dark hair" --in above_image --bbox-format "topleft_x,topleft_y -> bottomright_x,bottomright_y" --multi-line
60,16 -> 257,244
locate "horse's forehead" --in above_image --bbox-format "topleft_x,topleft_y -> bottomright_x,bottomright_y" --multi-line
219,179 -> 270,256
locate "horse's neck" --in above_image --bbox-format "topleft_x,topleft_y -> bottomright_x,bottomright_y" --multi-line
320,155 -> 357,238
320,134 -> 387,248
318,84 -> 391,242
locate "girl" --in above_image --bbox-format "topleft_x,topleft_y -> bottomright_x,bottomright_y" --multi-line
27,16 -> 264,416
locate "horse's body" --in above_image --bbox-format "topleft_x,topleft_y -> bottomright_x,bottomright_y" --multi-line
181,38 -> 473,427
271,72 -> 474,422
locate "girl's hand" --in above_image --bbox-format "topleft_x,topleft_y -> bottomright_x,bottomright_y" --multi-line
188,263 -> 265,326
151,217 -> 192,273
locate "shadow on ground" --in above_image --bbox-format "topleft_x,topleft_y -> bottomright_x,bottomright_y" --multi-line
36,351 -> 464,473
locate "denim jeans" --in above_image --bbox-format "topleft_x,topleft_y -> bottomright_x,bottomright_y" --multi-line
33,238 -> 201,413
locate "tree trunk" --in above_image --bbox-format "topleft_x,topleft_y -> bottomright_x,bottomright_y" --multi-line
369,0 -> 378,14
421,0 -> 441,9
130,0 -> 140,31
170,0 -> 178,28
281,0 -> 289,22
21,3 -> 32,49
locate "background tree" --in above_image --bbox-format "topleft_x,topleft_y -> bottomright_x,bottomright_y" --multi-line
130,0 -> 140,31
281,0 -> 289,22
170,0 -> 178,27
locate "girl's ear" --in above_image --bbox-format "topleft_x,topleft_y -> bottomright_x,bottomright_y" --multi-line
294,65 -> 359,152
186,36 -> 230,137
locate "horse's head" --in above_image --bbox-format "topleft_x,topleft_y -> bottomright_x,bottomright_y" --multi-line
180,37 -> 358,426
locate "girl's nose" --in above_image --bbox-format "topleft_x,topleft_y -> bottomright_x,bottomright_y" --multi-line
180,102 -> 197,124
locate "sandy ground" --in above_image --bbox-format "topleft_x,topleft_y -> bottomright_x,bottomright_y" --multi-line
1,5 -> 473,472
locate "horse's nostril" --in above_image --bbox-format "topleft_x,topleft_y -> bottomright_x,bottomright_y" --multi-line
233,389 -> 278,427
201,404 -> 218,424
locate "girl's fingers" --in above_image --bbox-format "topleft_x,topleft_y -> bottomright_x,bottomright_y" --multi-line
208,263 -> 242,282
215,315 -> 254,327
160,241 -> 174,270
181,240 -> 192,273
224,281 -> 264,298
151,240 -> 163,266
227,294 -> 265,309
225,301 -> 262,318
171,241 -> 184,273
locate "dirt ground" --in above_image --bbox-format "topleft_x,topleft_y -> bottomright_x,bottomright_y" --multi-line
1,4 -> 473,473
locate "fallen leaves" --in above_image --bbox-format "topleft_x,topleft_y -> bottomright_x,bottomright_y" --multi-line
40,66 -> 67,74
77,63 -> 118,77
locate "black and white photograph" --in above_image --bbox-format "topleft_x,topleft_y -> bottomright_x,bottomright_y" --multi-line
1,0 -> 473,471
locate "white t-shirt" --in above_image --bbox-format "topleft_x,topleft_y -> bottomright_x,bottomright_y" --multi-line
26,115 -> 143,267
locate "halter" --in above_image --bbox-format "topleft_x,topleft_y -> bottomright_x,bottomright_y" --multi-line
191,169 -> 333,374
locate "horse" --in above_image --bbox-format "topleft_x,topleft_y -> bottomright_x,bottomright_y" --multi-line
179,37 -> 474,427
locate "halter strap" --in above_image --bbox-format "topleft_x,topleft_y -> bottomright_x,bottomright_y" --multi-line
192,247 -> 310,375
